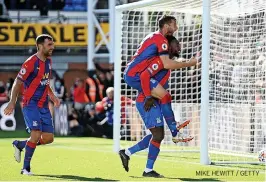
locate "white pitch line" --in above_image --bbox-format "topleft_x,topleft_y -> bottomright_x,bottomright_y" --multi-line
52,145 -> 265,173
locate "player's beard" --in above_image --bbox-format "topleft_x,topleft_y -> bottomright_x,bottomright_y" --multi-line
169,53 -> 179,59
45,50 -> 53,57
167,27 -> 175,36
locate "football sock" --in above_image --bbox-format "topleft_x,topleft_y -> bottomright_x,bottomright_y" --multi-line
146,140 -> 160,170
17,140 -> 27,150
23,141 -> 36,170
127,134 -> 152,156
37,138 -> 45,146
16,138 -> 44,150
144,168 -> 153,173
160,94 -> 178,137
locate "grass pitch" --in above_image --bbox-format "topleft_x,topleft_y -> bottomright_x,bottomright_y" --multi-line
0,132 -> 265,181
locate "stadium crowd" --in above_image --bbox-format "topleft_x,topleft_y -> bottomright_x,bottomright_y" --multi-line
209,10 -> 266,104
66,65 -> 115,138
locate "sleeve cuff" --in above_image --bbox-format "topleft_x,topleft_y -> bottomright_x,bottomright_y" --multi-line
159,51 -> 169,56
17,76 -> 25,83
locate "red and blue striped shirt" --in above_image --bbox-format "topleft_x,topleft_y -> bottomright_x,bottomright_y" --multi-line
126,31 -> 169,77
124,31 -> 169,97
17,54 -> 52,108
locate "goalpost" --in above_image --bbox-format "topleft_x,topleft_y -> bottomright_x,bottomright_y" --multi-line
113,0 -> 266,165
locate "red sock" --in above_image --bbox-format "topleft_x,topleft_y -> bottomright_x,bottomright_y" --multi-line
37,138 -> 45,145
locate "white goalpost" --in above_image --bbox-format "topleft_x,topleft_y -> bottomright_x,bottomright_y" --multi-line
113,0 -> 266,165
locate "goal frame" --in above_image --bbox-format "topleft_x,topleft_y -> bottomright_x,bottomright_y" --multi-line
113,0 -> 211,165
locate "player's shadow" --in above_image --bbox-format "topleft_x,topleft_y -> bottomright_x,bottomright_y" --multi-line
130,176 -> 179,180
35,174 -> 118,181
129,176 -> 183,180
178,178 -> 221,181
130,176 -> 221,181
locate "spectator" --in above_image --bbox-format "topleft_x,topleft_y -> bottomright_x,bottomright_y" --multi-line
15,0 -> 31,9
73,78 -> 89,111
32,0 -> 49,16
95,101 -> 113,138
102,87 -> 114,126
51,0 -> 65,10
83,102 -> 108,138
95,63 -> 114,92
6,78 -> 14,98
68,108 -> 84,136
0,0 -> 11,22
85,70 -> 104,104
0,81 -> 7,102
54,79 -> 66,101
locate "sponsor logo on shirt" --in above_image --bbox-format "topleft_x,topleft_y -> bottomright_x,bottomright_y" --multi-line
40,73 -> 50,85
42,73 -> 49,79
40,79 -> 50,86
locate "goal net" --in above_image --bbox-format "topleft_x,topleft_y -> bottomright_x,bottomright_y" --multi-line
114,0 -> 266,164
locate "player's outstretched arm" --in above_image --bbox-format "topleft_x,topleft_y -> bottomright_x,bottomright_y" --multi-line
160,55 -> 197,70
4,78 -> 23,115
48,85 -> 60,107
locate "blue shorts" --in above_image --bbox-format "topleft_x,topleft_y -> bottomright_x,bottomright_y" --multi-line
136,98 -> 164,129
22,106 -> 54,133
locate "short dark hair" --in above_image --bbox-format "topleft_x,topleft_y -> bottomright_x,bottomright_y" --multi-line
158,15 -> 176,29
166,35 -> 179,44
36,34 -> 53,45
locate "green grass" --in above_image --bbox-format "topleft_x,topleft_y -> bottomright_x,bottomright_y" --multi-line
0,134 -> 265,181
0,130 -> 29,138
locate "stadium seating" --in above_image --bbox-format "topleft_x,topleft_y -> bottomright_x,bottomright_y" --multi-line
6,0 -> 88,11
63,0 -> 87,11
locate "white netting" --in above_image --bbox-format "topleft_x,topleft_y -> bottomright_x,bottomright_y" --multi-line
117,0 -> 266,164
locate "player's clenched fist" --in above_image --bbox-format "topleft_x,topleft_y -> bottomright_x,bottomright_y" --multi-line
4,101 -> 15,115
53,98 -> 61,107
188,57 -> 198,66
144,97 -> 156,112
50,94 -> 60,107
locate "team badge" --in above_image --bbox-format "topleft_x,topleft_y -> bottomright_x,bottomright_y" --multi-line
156,117 -> 162,123
150,78 -> 156,84
162,43 -> 168,50
33,121 -> 38,126
152,64 -> 159,71
20,68 -> 26,75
